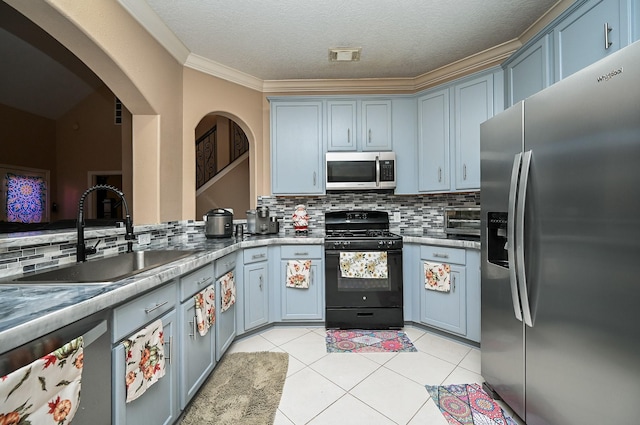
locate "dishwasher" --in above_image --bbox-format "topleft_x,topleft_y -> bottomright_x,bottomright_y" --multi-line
0,310 -> 112,425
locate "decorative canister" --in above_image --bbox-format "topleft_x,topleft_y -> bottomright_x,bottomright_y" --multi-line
292,204 -> 309,232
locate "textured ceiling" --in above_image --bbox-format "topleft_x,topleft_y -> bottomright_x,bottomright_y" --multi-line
142,0 -> 559,80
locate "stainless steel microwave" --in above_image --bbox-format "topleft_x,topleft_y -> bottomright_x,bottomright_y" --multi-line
325,151 -> 396,191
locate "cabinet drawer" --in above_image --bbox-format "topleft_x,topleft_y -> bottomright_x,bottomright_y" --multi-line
420,246 -> 465,265
215,253 -> 237,276
112,280 -> 177,342
243,247 -> 268,264
180,263 -> 215,301
280,245 -> 322,259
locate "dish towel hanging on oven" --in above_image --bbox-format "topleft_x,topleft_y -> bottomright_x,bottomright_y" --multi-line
194,284 -> 216,336
286,259 -> 312,288
340,252 -> 388,279
218,271 -> 236,313
424,261 -> 451,292
0,336 -> 84,424
122,319 -> 166,403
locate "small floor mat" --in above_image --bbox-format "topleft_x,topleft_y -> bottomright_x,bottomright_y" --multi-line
425,383 -> 518,425
325,329 -> 417,353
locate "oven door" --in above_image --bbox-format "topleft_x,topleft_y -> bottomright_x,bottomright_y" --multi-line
325,248 -> 403,308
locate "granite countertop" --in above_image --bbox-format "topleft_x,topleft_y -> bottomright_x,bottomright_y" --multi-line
0,230 -> 478,353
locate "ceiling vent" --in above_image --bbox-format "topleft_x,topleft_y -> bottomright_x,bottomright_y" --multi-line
329,48 -> 361,62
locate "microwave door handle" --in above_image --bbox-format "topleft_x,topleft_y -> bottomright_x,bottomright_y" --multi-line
375,155 -> 380,187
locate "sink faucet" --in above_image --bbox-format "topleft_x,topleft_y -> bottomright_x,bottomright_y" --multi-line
77,184 -> 135,262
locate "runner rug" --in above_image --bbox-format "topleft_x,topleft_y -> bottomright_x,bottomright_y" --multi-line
325,329 -> 417,353
180,352 -> 288,425
425,383 -> 518,425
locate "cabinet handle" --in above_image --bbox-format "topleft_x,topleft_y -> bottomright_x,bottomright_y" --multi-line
294,252 -> 309,256
604,23 -> 613,49
224,261 -> 235,268
189,316 -> 197,338
144,301 -> 168,313
452,275 -> 456,292
463,164 -> 467,180
313,172 -> 316,186
433,253 -> 449,259
368,129 -> 372,144
198,276 -> 213,286
252,253 -> 266,260
259,274 -> 263,290
310,268 -> 313,286
165,336 -> 173,365
347,129 -> 351,144
438,167 -> 442,182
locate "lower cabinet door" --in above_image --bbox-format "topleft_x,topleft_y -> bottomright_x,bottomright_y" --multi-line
244,262 -> 269,331
112,309 -> 178,425
216,269 -> 237,361
179,298 -> 215,409
420,265 -> 467,336
281,261 -> 323,320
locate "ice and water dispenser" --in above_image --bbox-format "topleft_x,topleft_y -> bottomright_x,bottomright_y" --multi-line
487,212 -> 509,268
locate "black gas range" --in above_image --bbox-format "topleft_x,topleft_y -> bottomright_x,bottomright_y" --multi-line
324,211 -> 404,329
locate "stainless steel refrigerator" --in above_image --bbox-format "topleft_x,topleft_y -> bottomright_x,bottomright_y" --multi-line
480,40 -> 640,424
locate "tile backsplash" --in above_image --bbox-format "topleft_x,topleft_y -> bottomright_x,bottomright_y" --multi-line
258,191 -> 480,233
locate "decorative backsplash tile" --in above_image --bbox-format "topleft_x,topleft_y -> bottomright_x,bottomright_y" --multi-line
258,192 -> 480,234
0,191 -> 479,278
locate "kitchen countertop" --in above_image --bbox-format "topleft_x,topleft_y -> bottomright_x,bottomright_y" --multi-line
0,230 -> 478,353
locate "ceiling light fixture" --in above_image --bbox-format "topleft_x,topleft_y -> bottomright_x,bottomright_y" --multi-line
328,48 -> 361,62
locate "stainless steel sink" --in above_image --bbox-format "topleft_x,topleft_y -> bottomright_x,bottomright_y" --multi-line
12,250 -> 202,284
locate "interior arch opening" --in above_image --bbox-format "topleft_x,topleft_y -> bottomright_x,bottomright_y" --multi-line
195,113 -> 251,220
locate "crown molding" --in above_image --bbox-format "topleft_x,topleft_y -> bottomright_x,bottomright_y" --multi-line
185,54 -> 264,92
117,0 -> 190,64
519,0 -> 574,43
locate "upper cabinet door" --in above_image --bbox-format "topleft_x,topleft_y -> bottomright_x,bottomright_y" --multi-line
454,74 -> 493,191
361,100 -> 392,151
418,88 -> 450,192
270,101 -> 324,195
554,0 -> 625,81
506,34 -> 551,107
327,100 -> 357,151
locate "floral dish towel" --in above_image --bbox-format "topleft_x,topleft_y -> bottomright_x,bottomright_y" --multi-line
0,336 -> 84,424
218,271 -> 236,313
286,259 -> 312,288
424,261 -> 451,292
122,319 -> 166,403
340,252 -> 388,279
194,284 -> 216,336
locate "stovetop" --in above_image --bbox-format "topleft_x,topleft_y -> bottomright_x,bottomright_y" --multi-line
324,211 -> 402,250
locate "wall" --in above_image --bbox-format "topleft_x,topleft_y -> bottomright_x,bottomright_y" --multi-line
56,85 -> 123,218
182,67 -> 264,217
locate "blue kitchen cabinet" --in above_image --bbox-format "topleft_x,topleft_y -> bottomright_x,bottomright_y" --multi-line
420,246 -> 467,336
361,100 -> 392,151
178,264 -> 216,410
112,281 -> 179,425
270,100 -> 324,195
392,96 -> 419,194
280,245 -> 324,321
243,246 -> 269,331
215,252 -> 237,361
554,0 -> 628,82
504,34 -> 552,107
418,88 -> 450,192
453,72 -> 494,191
327,100 -> 357,150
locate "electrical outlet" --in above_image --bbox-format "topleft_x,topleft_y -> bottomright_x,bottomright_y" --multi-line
393,211 -> 401,222
138,233 -> 151,245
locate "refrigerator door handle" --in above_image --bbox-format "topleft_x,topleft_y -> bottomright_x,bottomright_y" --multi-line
508,152 -> 523,322
517,150 -> 534,327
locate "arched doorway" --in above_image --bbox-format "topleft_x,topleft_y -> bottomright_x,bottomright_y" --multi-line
194,113 -> 251,219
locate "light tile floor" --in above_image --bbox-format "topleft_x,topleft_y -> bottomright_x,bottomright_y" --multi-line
225,325 -> 523,425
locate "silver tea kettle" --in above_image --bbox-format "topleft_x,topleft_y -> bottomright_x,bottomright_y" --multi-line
204,208 -> 233,238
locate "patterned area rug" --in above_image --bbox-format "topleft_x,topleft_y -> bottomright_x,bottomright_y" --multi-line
326,329 -> 417,353
425,383 -> 518,425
